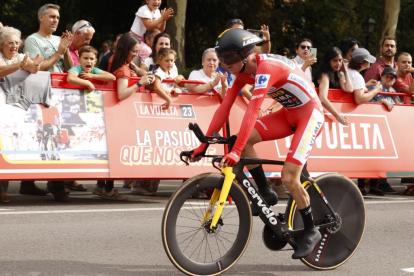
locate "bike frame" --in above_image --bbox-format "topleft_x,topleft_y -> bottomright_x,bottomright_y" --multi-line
206,156 -> 339,250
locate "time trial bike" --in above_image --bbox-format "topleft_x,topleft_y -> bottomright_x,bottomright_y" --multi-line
161,123 -> 366,275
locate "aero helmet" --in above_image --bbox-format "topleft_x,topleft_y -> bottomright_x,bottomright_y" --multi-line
215,28 -> 262,71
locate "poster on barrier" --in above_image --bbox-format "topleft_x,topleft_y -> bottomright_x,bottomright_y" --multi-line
0,87 -> 109,179
103,91 -> 224,179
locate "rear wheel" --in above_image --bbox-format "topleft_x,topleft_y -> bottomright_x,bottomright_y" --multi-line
286,174 -> 366,270
162,173 -> 252,275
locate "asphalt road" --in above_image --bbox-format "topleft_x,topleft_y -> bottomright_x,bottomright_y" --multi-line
0,179 -> 413,276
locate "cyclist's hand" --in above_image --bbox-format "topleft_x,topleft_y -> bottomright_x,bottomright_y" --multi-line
182,143 -> 207,164
220,151 -> 240,167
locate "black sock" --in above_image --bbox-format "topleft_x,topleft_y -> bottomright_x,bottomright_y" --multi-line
299,205 -> 315,232
249,165 -> 269,191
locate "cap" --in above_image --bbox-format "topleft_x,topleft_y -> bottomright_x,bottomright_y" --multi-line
351,48 -> 376,63
381,67 -> 398,78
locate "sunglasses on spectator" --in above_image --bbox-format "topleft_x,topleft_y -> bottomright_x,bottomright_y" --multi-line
75,22 -> 92,33
6,41 -> 20,47
230,19 -> 244,26
300,45 -> 311,50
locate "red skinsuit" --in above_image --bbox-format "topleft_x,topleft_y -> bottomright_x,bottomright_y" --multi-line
204,54 -> 325,166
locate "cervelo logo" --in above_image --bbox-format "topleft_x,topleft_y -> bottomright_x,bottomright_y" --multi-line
134,102 -> 196,120
255,74 -> 270,89
242,179 -> 277,225
275,114 -> 398,159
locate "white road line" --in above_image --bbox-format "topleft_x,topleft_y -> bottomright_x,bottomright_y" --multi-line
0,200 -> 413,215
402,268 -> 414,272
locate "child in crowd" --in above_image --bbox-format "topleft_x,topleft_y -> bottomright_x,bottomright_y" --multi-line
67,46 -> 127,200
67,46 -> 116,91
153,48 -> 185,109
368,67 -> 402,111
130,0 -> 174,61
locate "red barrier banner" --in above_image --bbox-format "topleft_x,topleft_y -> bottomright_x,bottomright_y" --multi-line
102,91 -> 224,179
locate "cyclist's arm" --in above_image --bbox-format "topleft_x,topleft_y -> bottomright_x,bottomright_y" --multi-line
231,68 -> 281,156
204,78 -> 246,136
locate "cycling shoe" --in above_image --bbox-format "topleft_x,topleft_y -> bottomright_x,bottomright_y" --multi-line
251,188 -> 278,216
291,227 -> 322,259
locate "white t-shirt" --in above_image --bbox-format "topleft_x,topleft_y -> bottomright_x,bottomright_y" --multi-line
145,57 -> 178,74
188,69 -> 222,94
154,67 -> 178,92
292,55 -> 312,81
347,68 -> 367,91
130,5 -> 161,39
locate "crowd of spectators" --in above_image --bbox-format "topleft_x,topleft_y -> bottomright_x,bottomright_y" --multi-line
1,0 -> 413,203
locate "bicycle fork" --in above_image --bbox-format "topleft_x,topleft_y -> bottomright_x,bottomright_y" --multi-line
201,167 -> 235,230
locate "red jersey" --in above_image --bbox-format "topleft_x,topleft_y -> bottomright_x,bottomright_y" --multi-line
204,54 -> 323,163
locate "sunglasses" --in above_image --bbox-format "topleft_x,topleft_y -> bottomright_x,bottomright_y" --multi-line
217,50 -> 243,65
75,22 -> 92,33
300,45 -> 311,50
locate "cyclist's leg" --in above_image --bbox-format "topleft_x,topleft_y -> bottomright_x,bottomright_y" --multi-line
242,109 -> 296,211
283,105 -> 324,259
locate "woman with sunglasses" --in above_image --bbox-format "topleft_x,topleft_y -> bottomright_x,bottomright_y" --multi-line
315,47 -> 353,126
186,28 -> 324,260
292,38 -> 316,81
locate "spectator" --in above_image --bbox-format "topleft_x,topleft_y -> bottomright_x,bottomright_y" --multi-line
23,3 -> 76,201
131,29 -> 161,72
315,47 -> 353,125
109,33 -> 154,101
224,19 -> 271,54
187,48 -> 228,99
130,0 -> 174,61
368,67 -> 402,111
364,37 -> 397,82
69,20 -> 95,66
98,40 -> 113,70
348,48 -> 380,104
347,48 -> 386,196
67,46 -> 116,91
105,34 -> 123,72
0,26 -> 47,198
140,32 -> 175,73
393,52 -> 414,95
339,37 -> 361,65
24,3 -> 73,73
291,38 -> 316,81
153,48 -> 184,109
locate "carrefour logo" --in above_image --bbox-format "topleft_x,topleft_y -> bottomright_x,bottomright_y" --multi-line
254,74 -> 270,90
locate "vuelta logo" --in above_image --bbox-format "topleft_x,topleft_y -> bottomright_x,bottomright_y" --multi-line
134,102 -> 196,120
276,114 -> 398,159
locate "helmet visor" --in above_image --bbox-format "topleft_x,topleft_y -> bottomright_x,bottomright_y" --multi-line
217,50 -> 242,65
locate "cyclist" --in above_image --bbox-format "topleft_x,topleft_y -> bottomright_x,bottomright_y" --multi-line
186,28 -> 324,259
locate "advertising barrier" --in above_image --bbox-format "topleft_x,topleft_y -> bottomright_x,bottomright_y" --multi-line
0,74 -> 413,180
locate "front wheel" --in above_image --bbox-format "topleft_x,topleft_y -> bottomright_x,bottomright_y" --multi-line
286,173 -> 366,270
162,173 -> 252,276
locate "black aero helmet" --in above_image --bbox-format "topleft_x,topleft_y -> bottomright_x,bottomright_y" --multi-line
215,28 -> 262,70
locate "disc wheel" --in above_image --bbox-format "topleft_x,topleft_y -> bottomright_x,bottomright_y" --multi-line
286,174 -> 366,270
162,173 -> 252,275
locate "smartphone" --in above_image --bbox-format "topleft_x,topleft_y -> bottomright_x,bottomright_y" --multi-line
148,64 -> 156,73
247,29 -> 264,39
309,48 -> 317,58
